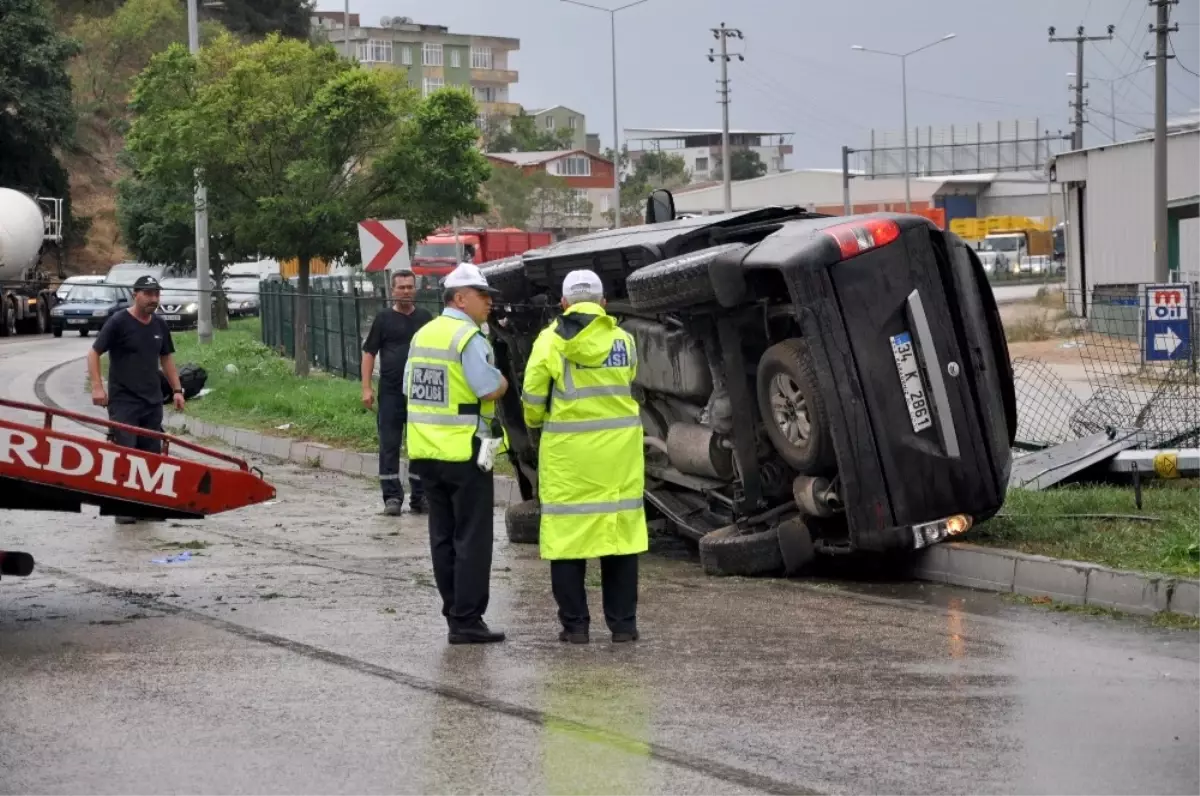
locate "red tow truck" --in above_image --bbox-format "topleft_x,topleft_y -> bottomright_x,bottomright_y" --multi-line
0,398 -> 276,581
411,227 -> 552,280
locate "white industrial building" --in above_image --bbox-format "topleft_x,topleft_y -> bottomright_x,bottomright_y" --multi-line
671,168 -> 1063,220
1052,127 -> 1200,300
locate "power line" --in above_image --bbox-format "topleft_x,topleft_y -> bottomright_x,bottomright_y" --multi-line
1169,35 -> 1200,78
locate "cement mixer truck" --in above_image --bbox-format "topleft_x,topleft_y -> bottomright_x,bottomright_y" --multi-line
0,187 -> 62,337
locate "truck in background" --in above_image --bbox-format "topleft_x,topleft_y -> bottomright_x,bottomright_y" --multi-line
411,227 -> 553,284
976,228 -> 1055,275
0,188 -> 62,337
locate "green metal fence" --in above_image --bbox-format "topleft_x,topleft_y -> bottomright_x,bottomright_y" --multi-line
260,278 -> 443,379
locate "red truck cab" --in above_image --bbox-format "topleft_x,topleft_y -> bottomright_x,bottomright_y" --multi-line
411,228 -> 552,282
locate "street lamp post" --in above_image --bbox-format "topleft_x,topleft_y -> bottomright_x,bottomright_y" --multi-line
852,33 -> 956,212
560,0 -> 650,229
188,0 -> 213,345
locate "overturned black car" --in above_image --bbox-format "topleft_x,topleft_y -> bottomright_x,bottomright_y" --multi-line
483,191 -> 1017,576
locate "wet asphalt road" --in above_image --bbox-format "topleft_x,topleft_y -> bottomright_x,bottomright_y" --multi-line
1,334 -> 1197,795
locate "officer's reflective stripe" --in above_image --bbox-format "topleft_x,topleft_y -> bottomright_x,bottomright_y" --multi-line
541,497 -> 644,515
449,322 -> 477,351
542,416 -> 641,433
407,412 -> 478,426
552,383 -> 631,399
408,346 -> 458,362
522,392 -> 548,407
379,474 -> 403,480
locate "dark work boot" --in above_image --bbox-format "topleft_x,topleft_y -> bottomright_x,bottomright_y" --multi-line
611,629 -> 640,643
114,516 -> 137,525
384,498 -> 403,516
409,496 -> 427,515
559,628 -> 590,644
448,620 -> 506,645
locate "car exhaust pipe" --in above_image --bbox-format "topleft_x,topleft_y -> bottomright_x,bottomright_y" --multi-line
0,551 -> 35,577
792,476 -> 842,518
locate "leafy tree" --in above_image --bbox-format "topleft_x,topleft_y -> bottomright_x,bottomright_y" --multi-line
483,110 -> 575,153
0,0 -> 80,230
599,145 -> 690,227
125,34 -> 490,375
68,0 -> 185,114
484,164 -> 591,232
712,149 -> 767,181
484,164 -> 535,228
206,0 -> 314,40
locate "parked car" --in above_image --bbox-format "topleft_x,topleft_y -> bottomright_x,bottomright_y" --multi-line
223,276 -> 261,317
54,274 -> 106,302
103,262 -> 166,289
483,190 -> 1017,577
155,277 -> 207,330
49,284 -> 132,337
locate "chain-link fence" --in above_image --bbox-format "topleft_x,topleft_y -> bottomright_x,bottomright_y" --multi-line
1010,284 -> 1199,451
259,278 -> 443,379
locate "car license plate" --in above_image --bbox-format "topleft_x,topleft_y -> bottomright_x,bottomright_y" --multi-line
66,318 -> 86,325
889,331 -> 933,433
161,314 -> 181,322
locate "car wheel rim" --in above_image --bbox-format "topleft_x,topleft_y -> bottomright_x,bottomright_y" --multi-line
769,373 -> 810,445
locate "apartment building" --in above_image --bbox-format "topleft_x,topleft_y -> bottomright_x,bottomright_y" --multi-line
485,150 -> 616,236
625,127 -> 794,180
316,15 -> 521,121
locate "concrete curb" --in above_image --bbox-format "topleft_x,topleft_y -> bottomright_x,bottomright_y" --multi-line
163,414 -> 522,509
913,542 -> 1200,618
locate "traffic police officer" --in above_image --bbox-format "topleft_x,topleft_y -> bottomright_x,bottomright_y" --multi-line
404,263 -> 508,644
521,269 -> 648,644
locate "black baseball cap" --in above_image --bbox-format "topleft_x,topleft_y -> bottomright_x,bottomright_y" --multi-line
132,275 -> 161,291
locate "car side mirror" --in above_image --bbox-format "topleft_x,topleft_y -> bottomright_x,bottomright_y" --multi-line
645,189 -> 676,225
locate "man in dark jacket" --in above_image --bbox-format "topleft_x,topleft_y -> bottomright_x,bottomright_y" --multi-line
86,275 -> 186,524
362,270 -> 434,515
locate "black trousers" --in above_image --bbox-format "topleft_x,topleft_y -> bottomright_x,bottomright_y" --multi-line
412,455 -> 494,628
377,389 -> 423,504
551,555 -> 639,635
107,400 -> 164,455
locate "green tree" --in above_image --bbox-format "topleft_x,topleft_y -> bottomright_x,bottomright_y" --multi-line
205,0 -> 314,40
0,0 -> 81,256
125,34 -> 490,375
484,165 -> 535,228
712,149 -> 767,181
599,145 -> 690,227
68,0 -> 186,115
483,110 -> 575,153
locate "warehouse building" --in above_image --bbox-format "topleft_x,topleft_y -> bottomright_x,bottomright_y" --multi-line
1051,127 -> 1200,303
671,168 -> 1061,223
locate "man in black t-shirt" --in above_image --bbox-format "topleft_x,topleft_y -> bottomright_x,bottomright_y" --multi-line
87,275 -> 187,524
362,270 -> 434,515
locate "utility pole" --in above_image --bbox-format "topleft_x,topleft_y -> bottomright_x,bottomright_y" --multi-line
187,0 -> 212,345
345,1 -> 352,59
1148,0 -> 1178,282
1049,24 -> 1114,150
709,23 -> 743,214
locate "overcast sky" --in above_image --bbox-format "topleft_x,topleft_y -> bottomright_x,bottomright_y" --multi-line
317,0 -> 1199,167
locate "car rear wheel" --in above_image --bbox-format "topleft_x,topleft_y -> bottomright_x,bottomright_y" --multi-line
1,298 -> 16,337
756,339 -> 836,476
52,327 -> 62,338
504,499 -> 540,544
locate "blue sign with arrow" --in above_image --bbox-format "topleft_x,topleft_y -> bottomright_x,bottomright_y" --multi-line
1143,283 -> 1192,363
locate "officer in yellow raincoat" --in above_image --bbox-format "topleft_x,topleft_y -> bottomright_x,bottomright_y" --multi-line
521,269 -> 648,644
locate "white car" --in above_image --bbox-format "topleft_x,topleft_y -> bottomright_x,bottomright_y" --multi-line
55,274 -> 106,301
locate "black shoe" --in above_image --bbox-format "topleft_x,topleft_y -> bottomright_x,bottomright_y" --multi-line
448,621 -> 506,645
612,629 -> 640,643
114,516 -> 137,525
559,629 -> 590,644
384,499 -> 403,516
409,497 -> 426,515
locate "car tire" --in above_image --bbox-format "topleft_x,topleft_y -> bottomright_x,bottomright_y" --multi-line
756,339 -> 836,476
0,298 -> 15,338
504,498 -> 540,545
625,243 -> 747,313
481,257 -> 531,302
698,524 -> 783,577
776,516 -> 816,576
52,327 -> 62,338
35,299 -> 49,334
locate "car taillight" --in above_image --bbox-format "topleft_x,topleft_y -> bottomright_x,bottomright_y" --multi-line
823,218 -> 902,260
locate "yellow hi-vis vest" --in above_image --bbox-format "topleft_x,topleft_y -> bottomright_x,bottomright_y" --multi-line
521,303 -> 647,560
404,314 -> 494,463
